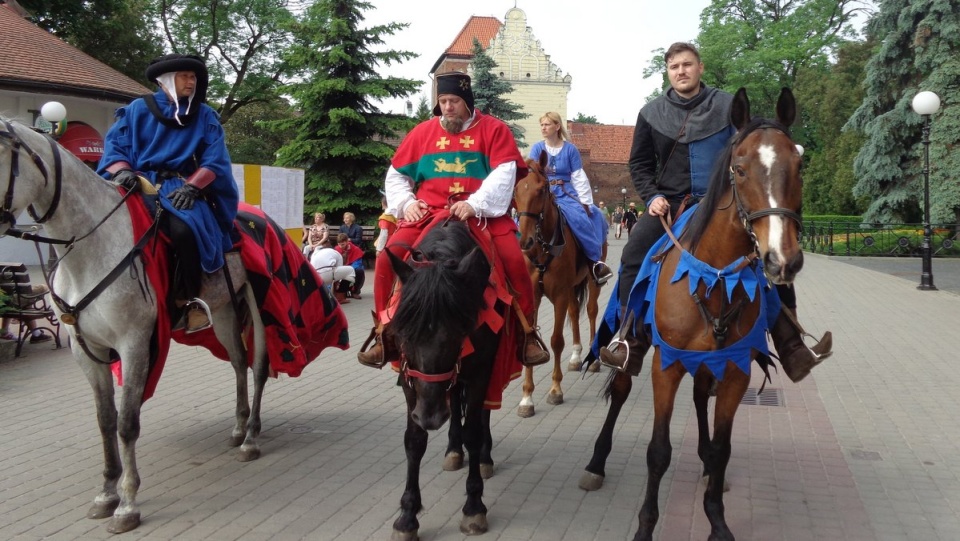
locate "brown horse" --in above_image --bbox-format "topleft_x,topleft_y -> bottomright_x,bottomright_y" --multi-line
579,88 -> 804,541
514,154 -> 604,417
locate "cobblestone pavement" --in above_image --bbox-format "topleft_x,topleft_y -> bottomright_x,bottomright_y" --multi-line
2,237 -> 959,540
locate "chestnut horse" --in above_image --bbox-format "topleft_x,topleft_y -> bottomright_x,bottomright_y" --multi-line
514,154 -> 604,417
579,88 -> 805,541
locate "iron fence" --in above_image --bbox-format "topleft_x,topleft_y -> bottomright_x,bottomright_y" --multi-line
801,221 -> 960,257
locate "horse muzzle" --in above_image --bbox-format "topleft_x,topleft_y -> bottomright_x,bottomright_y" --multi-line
763,249 -> 803,285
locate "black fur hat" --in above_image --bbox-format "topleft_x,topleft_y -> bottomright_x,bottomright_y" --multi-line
432,72 -> 474,116
145,54 -> 209,107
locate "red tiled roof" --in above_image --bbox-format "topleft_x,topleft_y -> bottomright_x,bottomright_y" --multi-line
431,16 -> 502,73
568,122 -> 635,164
0,5 -> 150,101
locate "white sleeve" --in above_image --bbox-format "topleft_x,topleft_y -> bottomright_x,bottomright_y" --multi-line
465,161 -> 516,218
571,168 -> 594,205
384,166 -> 416,215
374,229 -> 388,252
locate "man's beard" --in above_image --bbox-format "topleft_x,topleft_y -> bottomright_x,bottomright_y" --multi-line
441,115 -> 465,134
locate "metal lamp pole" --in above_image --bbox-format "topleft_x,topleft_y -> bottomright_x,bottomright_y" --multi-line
911,91 -> 940,291
39,102 -> 67,273
621,187 -> 627,210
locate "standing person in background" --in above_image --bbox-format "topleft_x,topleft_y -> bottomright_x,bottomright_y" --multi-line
302,212 -> 329,258
356,71 -> 549,369
335,233 -> 366,300
621,202 -> 639,235
339,212 -> 364,250
598,201 -> 611,228
528,111 -> 612,286
598,41 -> 830,382
611,205 -> 624,239
98,53 -> 238,333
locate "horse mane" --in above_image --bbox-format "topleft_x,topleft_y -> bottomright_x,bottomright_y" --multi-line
679,117 -> 791,253
391,221 -> 490,347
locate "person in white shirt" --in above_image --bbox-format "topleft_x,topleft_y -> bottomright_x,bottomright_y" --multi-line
310,239 -> 355,302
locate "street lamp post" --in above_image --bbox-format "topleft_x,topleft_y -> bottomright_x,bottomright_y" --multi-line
39,101 -> 68,273
621,187 -> 627,210
911,91 -> 940,291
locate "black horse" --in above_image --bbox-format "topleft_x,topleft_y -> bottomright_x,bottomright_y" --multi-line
386,219 -> 502,539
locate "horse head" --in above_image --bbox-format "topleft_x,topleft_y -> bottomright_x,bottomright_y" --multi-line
0,119 -> 65,234
387,221 -> 491,431
514,154 -> 551,252
728,87 -> 804,284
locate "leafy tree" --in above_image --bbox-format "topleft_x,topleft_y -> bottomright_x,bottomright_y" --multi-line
847,0 -> 960,224
224,98 -> 297,165
795,40 -> 873,215
470,39 -> 529,145
414,95 -> 432,122
156,0 -> 297,124
573,113 -> 599,124
272,0 -> 421,223
20,0 -> 163,84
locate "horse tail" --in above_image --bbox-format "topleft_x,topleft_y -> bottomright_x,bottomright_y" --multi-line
573,280 -> 586,318
601,369 -> 618,402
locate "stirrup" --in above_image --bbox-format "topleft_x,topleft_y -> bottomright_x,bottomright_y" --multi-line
592,261 -> 613,286
185,298 -> 213,334
599,311 -> 635,371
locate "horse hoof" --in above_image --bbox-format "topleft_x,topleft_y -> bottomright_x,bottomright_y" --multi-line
443,452 -> 464,471
578,471 -> 605,491
517,405 -> 535,418
480,463 -> 495,479
546,392 -> 563,406
567,361 -> 581,372
390,529 -> 418,541
460,513 -> 488,535
237,445 -> 261,462
87,499 -> 120,520
106,512 -> 140,534
588,361 -> 601,373
229,434 -> 244,447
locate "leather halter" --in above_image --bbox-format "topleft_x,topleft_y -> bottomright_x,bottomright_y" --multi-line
516,164 -> 565,276
401,355 -> 461,390
0,119 -> 63,228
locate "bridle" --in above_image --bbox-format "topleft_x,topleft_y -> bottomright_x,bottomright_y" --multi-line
515,165 -> 565,276
0,119 -> 63,229
401,353 -> 461,390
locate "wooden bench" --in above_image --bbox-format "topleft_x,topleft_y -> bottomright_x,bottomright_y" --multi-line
0,263 -> 62,357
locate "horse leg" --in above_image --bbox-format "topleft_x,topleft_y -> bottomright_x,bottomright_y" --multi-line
634,360 -> 685,541
77,356 -> 122,521
518,291 -> 543,418
702,367 -> 750,541
545,299 -> 566,405
586,280 -> 601,372
238,287 -> 268,462
579,369 -> 633,491
459,384 -> 490,535
444,386 -> 465,471
393,387 -> 429,541
565,293 -> 584,372
479,409 -> 494,479
107,347 -> 151,534
223,313 -> 250,448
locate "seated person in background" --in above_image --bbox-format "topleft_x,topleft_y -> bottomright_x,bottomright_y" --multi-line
335,233 -> 366,299
0,283 -> 53,343
302,212 -> 329,258
339,212 -> 365,250
309,238 -> 355,304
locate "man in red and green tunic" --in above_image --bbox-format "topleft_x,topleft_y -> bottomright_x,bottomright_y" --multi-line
358,72 -> 549,369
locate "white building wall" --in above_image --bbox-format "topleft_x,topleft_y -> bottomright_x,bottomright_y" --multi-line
486,8 -> 571,153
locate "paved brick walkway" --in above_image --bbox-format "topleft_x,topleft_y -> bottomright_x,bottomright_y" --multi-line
2,238 -> 959,540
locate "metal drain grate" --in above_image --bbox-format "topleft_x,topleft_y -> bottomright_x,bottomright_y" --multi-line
739,387 -> 784,407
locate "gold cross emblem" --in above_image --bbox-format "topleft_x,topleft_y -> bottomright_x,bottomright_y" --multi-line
450,182 -> 465,193
459,136 -> 474,148
436,137 -> 450,150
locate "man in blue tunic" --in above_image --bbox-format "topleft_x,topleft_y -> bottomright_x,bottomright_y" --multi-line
98,53 -> 239,332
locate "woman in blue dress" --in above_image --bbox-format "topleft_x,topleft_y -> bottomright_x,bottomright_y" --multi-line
528,112 -> 613,285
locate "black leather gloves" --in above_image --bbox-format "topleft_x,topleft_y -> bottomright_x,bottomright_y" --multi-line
169,184 -> 202,210
111,169 -> 140,192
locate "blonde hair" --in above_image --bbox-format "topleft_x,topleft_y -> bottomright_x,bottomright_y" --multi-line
540,112 -> 569,141
314,212 -> 325,222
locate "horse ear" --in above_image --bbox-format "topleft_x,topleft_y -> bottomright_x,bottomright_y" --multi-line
457,247 -> 491,289
386,249 -> 414,283
775,87 -> 796,128
538,148 -> 548,172
730,87 -> 750,131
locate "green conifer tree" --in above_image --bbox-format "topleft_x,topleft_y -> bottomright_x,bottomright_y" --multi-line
469,39 -> 529,146
847,0 -> 960,223
272,0 -> 421,223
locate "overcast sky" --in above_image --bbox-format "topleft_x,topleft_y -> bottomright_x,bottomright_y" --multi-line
362,0 -> 712,125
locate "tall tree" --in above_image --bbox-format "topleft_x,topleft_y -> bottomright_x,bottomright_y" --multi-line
573,113 -> 599,124
272,0 -> 420,222
470,39 -> 529,146
20,0 -> 163,84
224,98 -> 297,165
156,0 -> 297,124
414,95 -> 432,122
847,0 -> 960,223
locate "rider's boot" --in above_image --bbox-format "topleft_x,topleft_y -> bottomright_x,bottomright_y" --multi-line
185,298 -> 213,333
599,310 -> 649,376
522,330 -> 550,367
181,253 -> 245,334
770,306 -> 832,382
358,314 -> 394,369
591,261 -> 614,286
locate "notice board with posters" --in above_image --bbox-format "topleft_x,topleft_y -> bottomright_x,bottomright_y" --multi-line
231,164 -> 305,243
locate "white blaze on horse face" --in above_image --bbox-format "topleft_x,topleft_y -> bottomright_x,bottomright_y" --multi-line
758,143 -> 789,265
